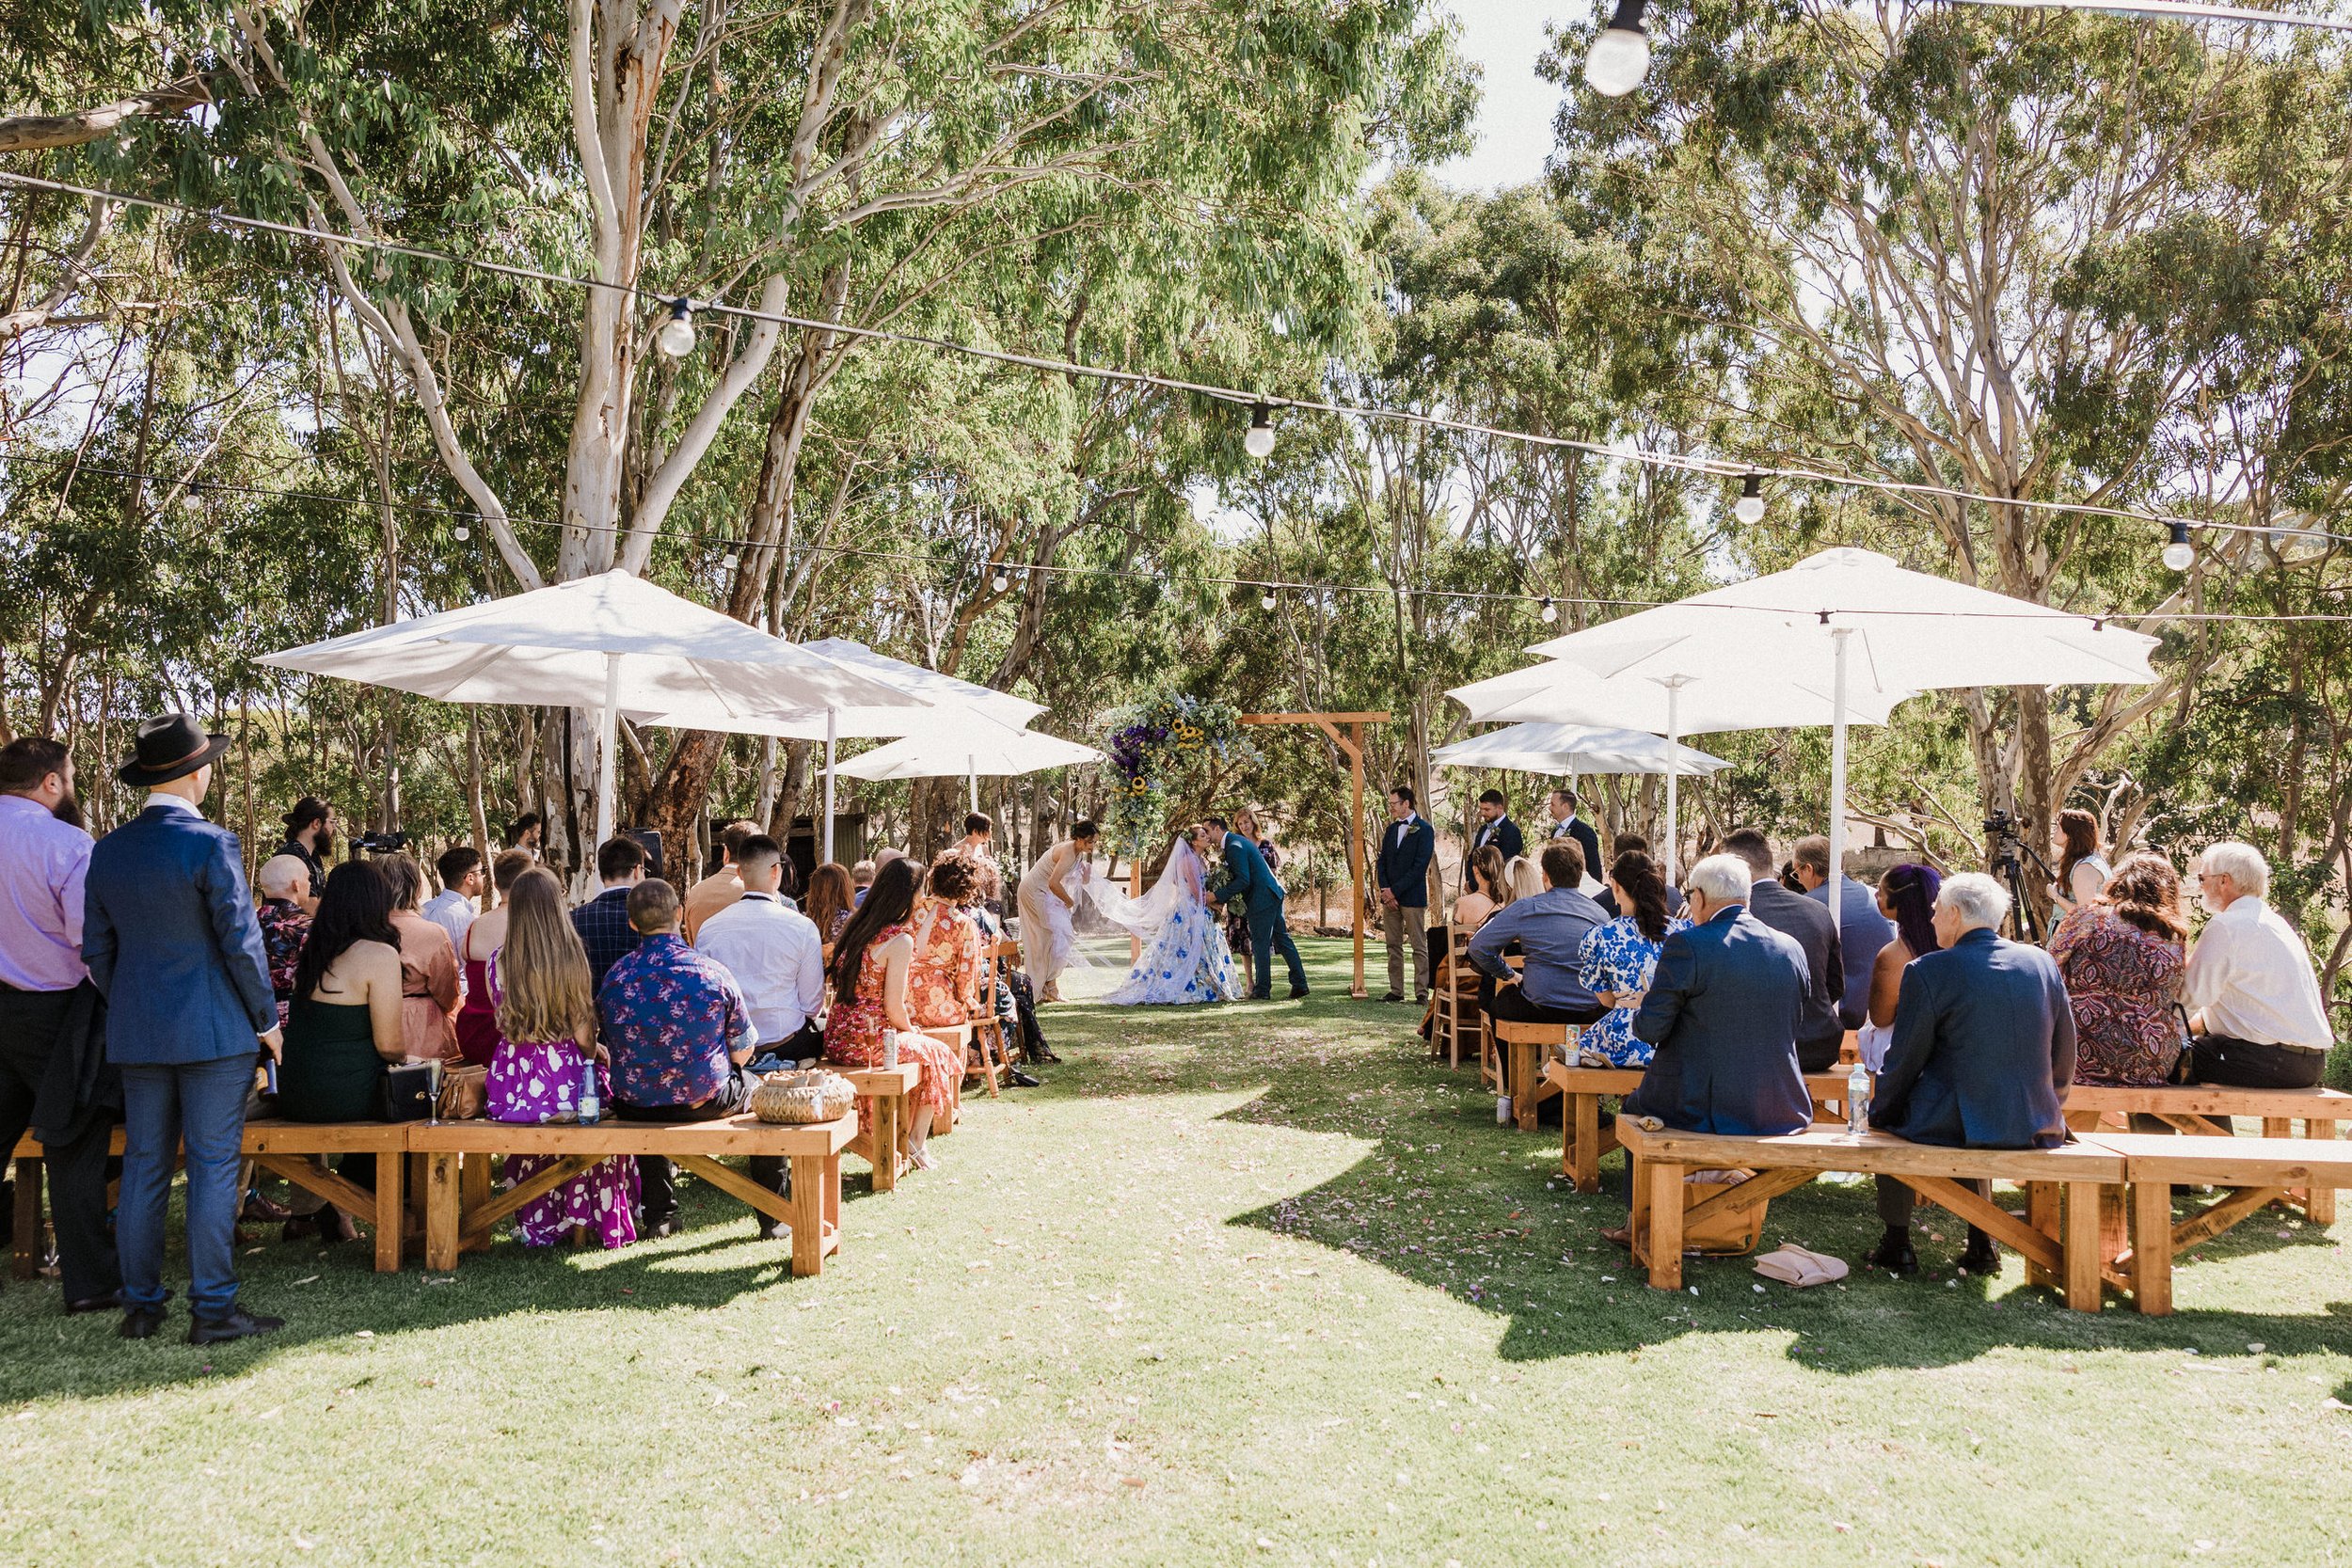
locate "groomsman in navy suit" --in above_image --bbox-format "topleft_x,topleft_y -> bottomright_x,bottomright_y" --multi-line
83,716 -> 284,1346
1469,789 -> 1524,867
1375,785 -> 1436,1003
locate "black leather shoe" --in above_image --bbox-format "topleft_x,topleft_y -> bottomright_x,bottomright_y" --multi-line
1289,986 -> 1310,1000
756,1219 -> 787,1242
1380,991 -> 1404,1004
643,1219 -> 680,1240
118,1305 -> 167,1339
1034,1048 -> 1063,1064
1865,1228 -> 1919,1275
66,1291 -> 122,1316
1009,1068 -> 1041,1088
1956,1231 -> 2001,1276
188,1307 -> 284,1346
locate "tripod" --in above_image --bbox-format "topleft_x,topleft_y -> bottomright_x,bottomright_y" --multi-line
1990,837 -> 2056,943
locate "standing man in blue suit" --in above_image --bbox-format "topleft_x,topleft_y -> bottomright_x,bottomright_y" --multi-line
1375,785 -> 1436,1004
83,715 -> 284,1346
1206,816 -> 1307,1000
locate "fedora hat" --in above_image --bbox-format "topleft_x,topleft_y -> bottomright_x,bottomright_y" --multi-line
117,713 -> 231,788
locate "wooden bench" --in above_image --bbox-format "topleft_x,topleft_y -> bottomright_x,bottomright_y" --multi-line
410,1111 -> 856,1276
2087,1132 -> 2352,1316
13,1120 -> 413,1275
1540,1064 -> 1858,1192
2063,1084 -> 2347,1223
1492,1019 -> 1578,1132
1616,1119 -> 2126,1309
842,1064 -> 919,1192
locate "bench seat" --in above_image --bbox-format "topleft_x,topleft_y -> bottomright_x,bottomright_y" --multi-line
2087,1132 -> 2352,1315
2062,1084 -> 2346,1224
841,1064 -> 919,1191
1541,1064 -> 1856,1192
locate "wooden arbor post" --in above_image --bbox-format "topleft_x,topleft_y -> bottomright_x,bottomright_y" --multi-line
1240,712 -> 1389,1000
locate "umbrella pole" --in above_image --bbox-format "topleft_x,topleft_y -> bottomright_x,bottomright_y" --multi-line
1662,677 -> 1685,883
1828,627 -> 1851,939
969,755 -> 978,814
822,706 -> 837,863
594,651 -> 623,848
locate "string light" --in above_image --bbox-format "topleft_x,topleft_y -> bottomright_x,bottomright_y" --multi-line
452,524 -> 469,542
1540,597 -> 1559,623
2162,522 -> 2196,573
656,299 -> 696,357
1244,402 -> 1276,459
991,563 -> 1010,592
1584,0 -> 1653,96
722,550 -> 739,571
1261,588 -> 1279,610
1734,473 -> 1766,525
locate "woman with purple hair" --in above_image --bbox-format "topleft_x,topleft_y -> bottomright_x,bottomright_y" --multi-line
1858,863 -> 1943,1069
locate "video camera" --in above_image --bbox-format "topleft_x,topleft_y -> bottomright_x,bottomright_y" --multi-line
1982,810 -> 2025,868
352,830 -> 410,854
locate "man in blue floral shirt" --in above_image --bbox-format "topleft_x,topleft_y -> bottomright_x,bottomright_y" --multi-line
597,879 -> 780,1237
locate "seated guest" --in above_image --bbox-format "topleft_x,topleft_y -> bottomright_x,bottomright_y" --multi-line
1622,854 -> 1814,1136
1721,828 -> 1845,1070
421,846 -> 483,958
2050,851 -> 2189,1087
910,855 -> 989,1031
1594,833 -> 1685,918
278,863 -> 407,1226
953,859 -> 1044,1084
850,859 -> 877,907
1501,852 -> 1546,909
1453,846 -> 1508,933
254,854 -> 315,1028
1576,850 -> 1691,1068
1467,842 -> 1610,1028
804,861 -> 857,944
572,835 -> 647,993
454,849 -> 533,1067
681,819 -> 758,943
376,852 -> 461,1063
599,879 -> 780,1239
823,857 -> 961,1170
1859,863 -> 1941,1069
1791,833 -> 1892,1029
695,834 -> 827,1068
1867,873 -> 2073,1275
485,867 -> 636,1248
2185,841 -> 2335,1087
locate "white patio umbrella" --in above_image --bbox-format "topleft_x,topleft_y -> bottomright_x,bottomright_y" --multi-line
1432,721 -> 1731,777
837,711 -> 1104,810
258,570 -> 924,847
1524,546 -> 2160,928
632,638 -> 1044,861
1448,653 -> 1909,881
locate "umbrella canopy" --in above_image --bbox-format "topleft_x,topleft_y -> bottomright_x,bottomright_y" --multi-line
1432,722 -> 1731,777
258,570 -> 925,844
838,713 -> 1103,810
1523,546 -> 2161,927
1449,662 -> 1908,733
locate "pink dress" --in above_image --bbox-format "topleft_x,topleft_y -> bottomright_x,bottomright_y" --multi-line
483,955 -> 639,1249
454,955 -> 501,1067
822,921 -> 961,1136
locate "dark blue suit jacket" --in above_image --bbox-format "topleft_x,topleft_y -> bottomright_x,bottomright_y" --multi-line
1376,816 -> 1435,910
83,802 -> 275,1066
1214,832 -> 1285,914
1873,927 -> 2074,1149
1625,906 -> 1815,1136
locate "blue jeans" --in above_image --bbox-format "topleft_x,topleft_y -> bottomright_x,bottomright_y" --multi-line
118,1055 -> 253,1319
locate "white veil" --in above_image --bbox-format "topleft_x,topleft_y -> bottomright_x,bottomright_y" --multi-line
1085,832 -> 1207,940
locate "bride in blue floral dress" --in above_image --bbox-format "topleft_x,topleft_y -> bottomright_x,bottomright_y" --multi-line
1094,829 -> 1240,1006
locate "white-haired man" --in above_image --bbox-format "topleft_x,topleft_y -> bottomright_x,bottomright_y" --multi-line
2185,842 -> 2335,1088
1867,872 -> 2074,1276
1623,853 -> 1815,1137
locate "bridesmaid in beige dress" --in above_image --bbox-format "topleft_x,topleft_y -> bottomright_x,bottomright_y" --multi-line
1015,821 -> 1099,1001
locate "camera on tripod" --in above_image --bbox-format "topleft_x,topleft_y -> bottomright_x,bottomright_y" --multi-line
1982,810 -> 2026,867
353,830 -> 409,854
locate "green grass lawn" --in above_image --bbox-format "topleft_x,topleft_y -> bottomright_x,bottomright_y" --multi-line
5,936 -> 2350,1566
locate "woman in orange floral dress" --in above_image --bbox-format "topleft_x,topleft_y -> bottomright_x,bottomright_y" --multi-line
822,857 -> 960,1170
909,855 -> 989,1031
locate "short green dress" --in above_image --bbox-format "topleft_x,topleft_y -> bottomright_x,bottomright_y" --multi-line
276,995 -> 387,1121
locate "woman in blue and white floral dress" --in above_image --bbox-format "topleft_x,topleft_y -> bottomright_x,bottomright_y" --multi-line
1575,848 -> 1689,1067
1097,830 -> 1240,1006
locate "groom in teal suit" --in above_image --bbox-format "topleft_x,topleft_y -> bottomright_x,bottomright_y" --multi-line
1205,816 -> 1309,1000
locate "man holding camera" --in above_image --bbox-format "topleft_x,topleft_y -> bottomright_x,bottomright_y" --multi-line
275,796 -> 337,909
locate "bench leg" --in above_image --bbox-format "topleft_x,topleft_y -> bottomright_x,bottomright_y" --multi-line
373,1148 -> 405,1273
11,1155 -> 39,1280
873,1093 -> 900,1194
1570,1095 -> 1600,1194
2062,1181 -> 2101,1312
1645,1158 -> 1684,1291
2130,1179 -> 2173,1316
2306,1119 -> 2339,1226
1512,1043 -> 1540,1132
424,1153 -> 462,1273
787,1152 -> 839,1277
461,1153 -> 493,1252
2024,1181 -> 2058,1291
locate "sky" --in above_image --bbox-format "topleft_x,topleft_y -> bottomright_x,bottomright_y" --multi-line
1430,1 -> 1575,191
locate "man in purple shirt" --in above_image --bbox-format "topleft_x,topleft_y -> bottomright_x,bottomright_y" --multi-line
597,879 -> 781,1238
0,737 -> 123,1313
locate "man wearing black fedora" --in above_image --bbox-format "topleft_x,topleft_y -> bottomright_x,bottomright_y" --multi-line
82,714 -> 285,1346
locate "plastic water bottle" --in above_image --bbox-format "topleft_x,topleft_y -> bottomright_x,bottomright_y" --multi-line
882,1028 -> 900,1069
1845,1060 -> 1871,1134
578,1057 -> 602,1126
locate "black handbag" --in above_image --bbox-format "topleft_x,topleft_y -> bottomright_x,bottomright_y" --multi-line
375,1062 -> 437,1122
2166,1004 -> 2198,1085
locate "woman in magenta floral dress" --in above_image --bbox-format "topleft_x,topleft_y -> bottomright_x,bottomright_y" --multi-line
484,868 -> 638,1246
823,857 -> 960,1171
2048,851 -> 2190,1086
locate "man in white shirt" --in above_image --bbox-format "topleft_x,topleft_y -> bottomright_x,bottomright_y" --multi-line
421,847 -> 482,960
2185,840 -> 2335,1088
694,834 -> 826,1065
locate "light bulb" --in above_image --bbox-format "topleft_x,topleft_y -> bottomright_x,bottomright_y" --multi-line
1734,472 -> 1766,526
1540,597 -> 1559,624
1261,591 -> 1278,610
993,572 -> 1009,593
1583,0 -> 1652,97
1244,401 -> 1276,459
656,298 -> 696,357
453,524 -> 470,542
723,551 -> 739,571
2161,522 -> 2195,572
